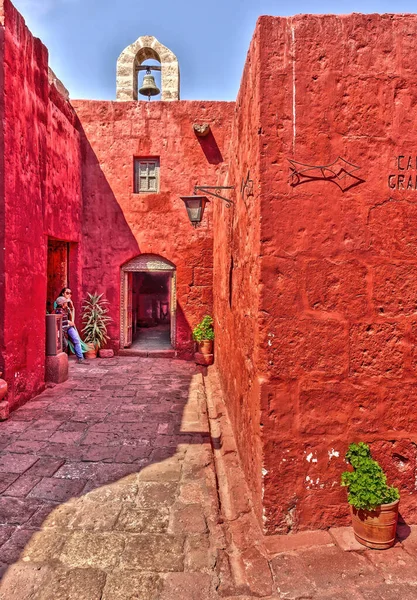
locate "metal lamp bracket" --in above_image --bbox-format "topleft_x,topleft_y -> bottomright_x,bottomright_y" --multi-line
194,186 -> 235,207
240,171 -> 254,198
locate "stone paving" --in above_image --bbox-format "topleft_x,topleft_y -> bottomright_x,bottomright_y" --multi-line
1,357 -> 417,599
0,358 -> 222,599
130,325 -> 172,351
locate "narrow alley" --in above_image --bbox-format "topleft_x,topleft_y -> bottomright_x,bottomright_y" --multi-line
1,358 -> 417,600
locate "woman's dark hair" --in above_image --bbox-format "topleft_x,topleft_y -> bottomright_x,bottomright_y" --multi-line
59,287 -> 70,296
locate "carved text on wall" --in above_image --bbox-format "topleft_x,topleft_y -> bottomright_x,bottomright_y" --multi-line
388,156 -> 417,190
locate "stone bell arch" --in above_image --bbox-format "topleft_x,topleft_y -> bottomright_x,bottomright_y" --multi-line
116,35 -> 180,101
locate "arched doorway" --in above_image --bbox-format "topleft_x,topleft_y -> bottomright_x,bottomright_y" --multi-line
120,255 -> 176,350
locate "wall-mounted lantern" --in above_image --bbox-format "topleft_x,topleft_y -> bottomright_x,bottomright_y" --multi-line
180,196 -> 209,228
180,185 -> 235,228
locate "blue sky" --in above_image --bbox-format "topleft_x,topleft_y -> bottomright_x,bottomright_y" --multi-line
12,0 -> 417,101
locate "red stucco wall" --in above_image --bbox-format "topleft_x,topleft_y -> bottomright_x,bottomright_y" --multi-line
72,100 -> 234,357
214,13 -> 417,534
0,0 -> 82,409
256,14 -> 417,532
213,28 -> 264,523
0,10 -> 5,382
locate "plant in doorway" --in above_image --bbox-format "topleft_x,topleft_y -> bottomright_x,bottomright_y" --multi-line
341,442 -> 400,549
82,292 -> 112,359
193,315 -> 214,356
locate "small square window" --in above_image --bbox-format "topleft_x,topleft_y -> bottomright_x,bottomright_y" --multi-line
134,158 -> 160,193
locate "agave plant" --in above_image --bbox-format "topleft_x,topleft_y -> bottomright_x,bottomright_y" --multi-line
82,293 -> 112,350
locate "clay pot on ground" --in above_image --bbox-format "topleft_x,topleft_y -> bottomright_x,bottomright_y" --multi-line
198,340 -> 213,355
194,351 -> 214,366
350,499 -> 399,549
0,373 -> 9,421
85,343 -> 98,359
98,348 -> 114,358
0,373 -> 7,401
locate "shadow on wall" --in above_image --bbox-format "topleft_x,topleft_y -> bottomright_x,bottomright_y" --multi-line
0,358 -> 216,593
176,304 -> 194,360
195,131 -> 224,165
76,121 -> 141,347
77,119 -> 195,355
0,24 -> 5,392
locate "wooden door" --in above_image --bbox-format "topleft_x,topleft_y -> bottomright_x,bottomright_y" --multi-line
47,240 -> 69,313
124,272 -> 133,347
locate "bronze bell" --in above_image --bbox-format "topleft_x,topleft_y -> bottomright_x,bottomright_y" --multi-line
139,68 -> 160,100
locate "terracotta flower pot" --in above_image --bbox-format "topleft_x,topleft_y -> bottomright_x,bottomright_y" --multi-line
85,343 -> 97,360
0,376 -> 7,402
98,349 -> 114,358
350,499 -> 399,549
0,373 -> 8,421
198,340 -> 213,355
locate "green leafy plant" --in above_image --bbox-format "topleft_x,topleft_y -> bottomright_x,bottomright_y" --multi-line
192,315 -> 214,342
341,442 -> 399,510
82,292 -> 112,350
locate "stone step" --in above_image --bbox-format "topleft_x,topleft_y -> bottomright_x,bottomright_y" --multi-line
118,348 -> 177,358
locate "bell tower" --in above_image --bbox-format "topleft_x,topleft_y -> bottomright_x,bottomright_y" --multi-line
116,35 -> 180,101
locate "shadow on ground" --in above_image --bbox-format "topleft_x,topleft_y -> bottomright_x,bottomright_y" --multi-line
0,357 -> 222,599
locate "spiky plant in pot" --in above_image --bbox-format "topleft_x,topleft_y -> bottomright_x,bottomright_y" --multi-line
82,293 -> 112,357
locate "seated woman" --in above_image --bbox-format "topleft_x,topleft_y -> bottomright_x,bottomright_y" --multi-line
55,287 -> 75,320
54,287 -> 88,355
55,296 -> 88,364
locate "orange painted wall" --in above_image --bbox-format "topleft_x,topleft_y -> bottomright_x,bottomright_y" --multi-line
215,14 -> 417,533
259,14 -> 417,532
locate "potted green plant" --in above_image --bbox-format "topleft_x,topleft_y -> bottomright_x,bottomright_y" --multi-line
82,293 -> 112,359
341,442 -> 400,549
192,315 -> 214,355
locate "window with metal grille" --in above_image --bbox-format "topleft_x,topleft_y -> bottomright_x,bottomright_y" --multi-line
134,158 -> 160,193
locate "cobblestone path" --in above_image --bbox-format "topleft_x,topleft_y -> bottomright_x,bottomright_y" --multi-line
2,358 -> 417,600
0,358 -> 223,599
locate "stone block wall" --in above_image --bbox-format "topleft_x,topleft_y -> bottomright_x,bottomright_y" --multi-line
213,26 -> 265,524
256,14 -> 417,532
0,0 -> 82,410
215,13 -> 417,534
0,9 -> 5,391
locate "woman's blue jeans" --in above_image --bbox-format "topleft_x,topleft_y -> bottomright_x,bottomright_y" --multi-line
67,327 -> 83,359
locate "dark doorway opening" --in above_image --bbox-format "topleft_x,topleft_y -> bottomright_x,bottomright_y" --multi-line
131,271 -> 171,350
47,239 -> 69,314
